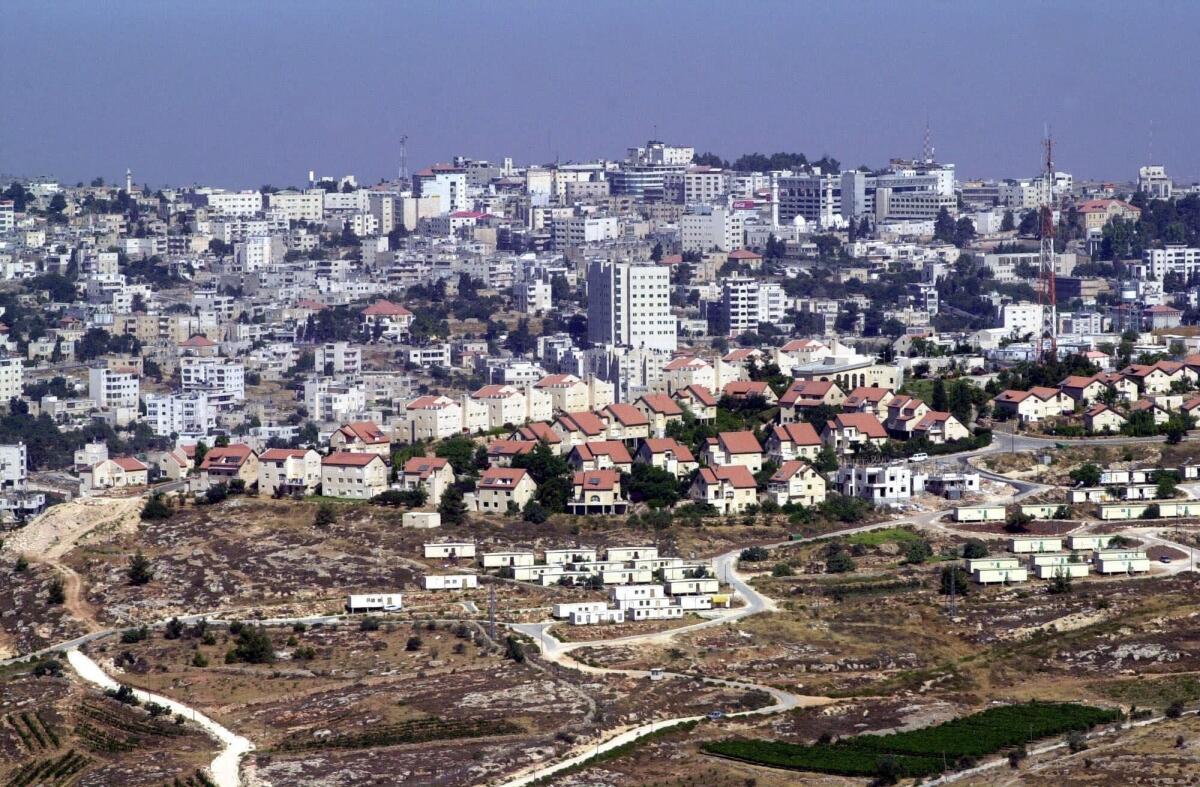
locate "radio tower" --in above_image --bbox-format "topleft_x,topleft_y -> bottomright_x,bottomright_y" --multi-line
397,134 -> 409,186
1038,133 -> 1057,359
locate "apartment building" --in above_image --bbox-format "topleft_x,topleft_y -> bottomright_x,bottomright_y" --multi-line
321,452 -> 388,500
586,260 -> 677,352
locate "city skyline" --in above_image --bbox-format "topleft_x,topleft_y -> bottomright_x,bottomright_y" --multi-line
2,1 -> 1199,187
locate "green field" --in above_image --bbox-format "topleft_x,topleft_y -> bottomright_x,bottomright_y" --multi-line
702,701 -> 1120,778
847,527 -> 923,547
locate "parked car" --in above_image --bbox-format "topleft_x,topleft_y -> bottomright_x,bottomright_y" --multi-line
909,453 -> 929,463
707,710 -> 725,720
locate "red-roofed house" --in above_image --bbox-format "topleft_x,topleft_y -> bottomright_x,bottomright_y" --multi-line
883,395 -> 931,437
534,374 -> 614,413
488,439 -> 538,466
842,386 -> 895,418
765,422 -> 823,463
569,470 -> 626,515
511,422 -> 564,454
722,380 -> 779,405
1058,375 -> 1109,406
150,447 -> 189,482
405,395 -> 463,442
779,380 -> 846,423
568,440 -> 633,473
911,412 -> 970,444
178,334 -> 219,357
321,452 -> 388,499
400,456 -> 455,505
821,413 -> 888,455
703,431 -> 763,473
361,299 -> 414,340
672,384 -> 718,422
197,445 -> 259,492
634,393 -> 685,437
553,411 -> 610,449
1076,198 -> 1140,234
1083,404 -> 1126,434
329,421 -> 391,458
767,461 -> 827,507
774,339 -> 831,370
476,467 -> 537,512
81,456 -> 149,495
257,448 -> 322,496
690,465 -> 758,514
635,438 -> 698,478
1130,398 -> 1170,426
1120,361 -> 1196,394
1143,304 -> 1183,330
991,387 -> 1074,423
600,403 -> 650,443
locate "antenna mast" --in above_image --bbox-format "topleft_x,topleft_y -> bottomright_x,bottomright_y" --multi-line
1038,133 -> 1057,359
398,134 -> 409,185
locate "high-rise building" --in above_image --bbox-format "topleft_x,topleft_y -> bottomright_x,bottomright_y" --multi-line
680,205 -> 744,252
718,277 -> 785,336
777,172 -> 841,228
587,260 -> 677,352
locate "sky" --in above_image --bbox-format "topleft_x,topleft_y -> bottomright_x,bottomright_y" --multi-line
2,1 -> 1198,190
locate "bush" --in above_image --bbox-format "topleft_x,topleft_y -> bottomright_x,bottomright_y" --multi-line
32,657 -> 63,677
1067,731 -> 1087,753
522,501 -> 548,524
14,554 -> 28,572
314,503 -> 337,528
46,578 -> 65,605
939,566 -> 972,596
192,652 -> 209,667
1166,700 -> 1185,719
141,494 -> 173,521
961,539 -> 988,559
772,563 -> 795,577
360,617 -> 381,632
293,646 -> 316,660
405,635 -> 422,651
164,617 -> 185,640
371,489 -> 425,507
106,685 -> 140,706
504,635 -> 525,663
121,626 -> 150,644
904,540 -> 933,565
204,484 -> 228,505
229,625 -> 275,664
825,549 -> 855,574
127,551 -> 154,585
740,546 -> 770,562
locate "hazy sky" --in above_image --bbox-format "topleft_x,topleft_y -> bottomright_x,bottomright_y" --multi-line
3,1 -> 1198,189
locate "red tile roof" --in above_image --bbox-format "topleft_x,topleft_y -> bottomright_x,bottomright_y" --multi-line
828,413 -> 887,439
556,411 -> 607,436
259,448 -> 313,461
715,431 -> 762,455
603,403 -> 648,427
675,384 -> 717,407
638,394 -> 683,416
479,467 -> 531,489
572,440 -> 632,464
698,465 -> 757,489
402,457 -> 450,478
573,470 -> 619,492
362,299 -> 412,317
641,438 -> 695,462
112,456 -> 148,472
200,445 -> 255,470
322,452 -> 383,467
337,421 -> 389,445
772,422 -> 821,446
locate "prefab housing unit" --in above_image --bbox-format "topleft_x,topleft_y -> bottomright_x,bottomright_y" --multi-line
1034,563 -> 1089,579
346,593 -> 403,612
955,505 -> 1005,523
481,551 -> 536,568
610,584 -> 666,601
540,570 -> 592,586
402,512 -> 441,529
973,567 -> 1029,584
1020,504 -> 1062,519
1092,550 -> 1150,574
1010,537 -> 1063,554
553,601 -> 608,619
661,564 -> 713,581
674,594 -> 713,610
606,546 -> 659,562
423,542 -> 476,559
513,564 -> 563,582
601,568 -> 654,585
545,548 -> 598,565
571,608 -> 626,625
626,605 -> 684,621
422,574 -> 479,590
1067,534 -> 1122,551
666,578 -> 720,595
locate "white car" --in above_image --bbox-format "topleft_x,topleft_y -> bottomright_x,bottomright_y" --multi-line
909,453 -> 929,463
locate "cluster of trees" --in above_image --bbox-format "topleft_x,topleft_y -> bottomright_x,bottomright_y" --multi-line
934,207 -> 977,248
691,151 -> 840,173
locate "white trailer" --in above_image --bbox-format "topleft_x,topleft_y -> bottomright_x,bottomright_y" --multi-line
423,542 -> 476,559
481,551 -> 536,568
346,593 -> 404,613
403,512 -> 441,529
423,574 -> 479,590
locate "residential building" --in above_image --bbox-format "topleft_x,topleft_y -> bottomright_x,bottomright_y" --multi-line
196,444 -> 259,492
257,448 -> 322,497
399,456 -> 455,506
634,438 -> 698,478
717,276 -> 785,336
88,366 -> 139,409
329,421 -> 391,458
476,467 -> 537,512
569,470 -> 626,515
767,461 -> 826,507
586,260 -> 677,351
836,463 -> 925,504
321,452 -> 388,500
702,431 -> 763,473
690,465 -> 758,514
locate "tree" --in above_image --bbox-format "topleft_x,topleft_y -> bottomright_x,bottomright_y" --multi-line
127,551 -> 154,585
812,446 -> 839,473
1049,567 -> 1073,594
1001,210 -> 1015,232
961,539 -> 988,559
47,577 -> 65,605
624,463 -> 683,508
904,540 -> 934,565
504,635 -> 526,663
522,500 -> 548,524
438,485 -> 468,525
1157,474 -> 1178,499
140,493 -> 172,521
1004,510 -> 1034,533
825,548 -> 855,574
650,242 -> 663,262
939,565 -> 972,596
435,435 -> 478,476
314,503 -> 337,528
931,378 -> 948,412
204,484 -> 228,505
228,625 -> 275,664
1069,463 -> 1102,487
934,207 -> 957,244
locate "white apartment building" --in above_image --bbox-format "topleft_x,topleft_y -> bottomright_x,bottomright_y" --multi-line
719,277 -> 785,336
1137,246 -> 1200,281
267,190 -> 324,222
552,215 -> 620,249
404,395 -> 463,442
88,366 -> 139,409
320,453 -> 388,500
1001,302 -> 1045,336
0,200 -> 14,234
205,190 -> 263,216
836,463 -> 925,504
626,142 -> 694,167
0,443 -> 29,490
143,392 -> 217,438
0,356 -> 24,401
515,279 -> 553,314
304,379 -> 366,423
680,205 -> 744,253
180,357 -> 245,401
413,167 -> 468,214
587,260 -> 677,352
315,342 -> 362,377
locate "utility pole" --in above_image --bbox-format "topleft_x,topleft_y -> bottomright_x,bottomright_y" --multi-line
1037,130 -> 1058,360
487,585 -> 496,642
397,134 -> 409,185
